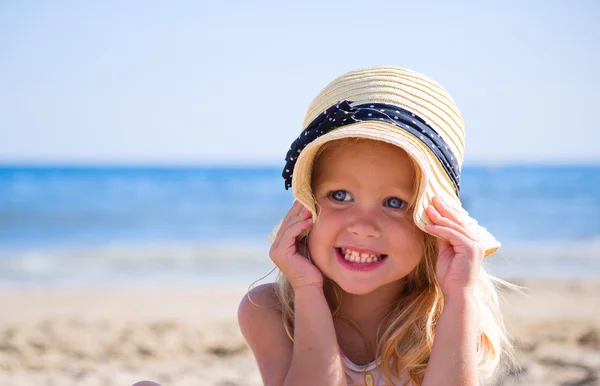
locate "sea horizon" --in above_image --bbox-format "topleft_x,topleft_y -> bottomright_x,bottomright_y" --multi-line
1,164 -> 599,288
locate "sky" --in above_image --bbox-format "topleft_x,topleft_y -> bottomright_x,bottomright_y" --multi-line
1,0 -> 599,165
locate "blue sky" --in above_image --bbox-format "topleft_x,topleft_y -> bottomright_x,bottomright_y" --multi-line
1,0 -> 599,165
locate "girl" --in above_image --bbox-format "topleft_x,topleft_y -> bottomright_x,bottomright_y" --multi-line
238,66 -> 514,385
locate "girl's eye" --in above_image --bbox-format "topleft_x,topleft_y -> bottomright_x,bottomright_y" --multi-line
329,190 -> 352,202
385,197 -> 406,209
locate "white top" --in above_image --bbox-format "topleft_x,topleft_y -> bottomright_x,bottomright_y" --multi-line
340,350 -> 414,386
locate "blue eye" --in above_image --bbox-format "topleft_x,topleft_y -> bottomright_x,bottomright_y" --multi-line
329,190 -> 352,202
385,197 -> 405,209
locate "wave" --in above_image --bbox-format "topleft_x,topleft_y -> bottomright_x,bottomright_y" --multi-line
483,238 -> 600,280
493,237 -> 600,261
0,241 -> 277,289
0,238 -> 598,288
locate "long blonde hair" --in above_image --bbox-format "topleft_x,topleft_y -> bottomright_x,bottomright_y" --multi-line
274,138 -> 515,385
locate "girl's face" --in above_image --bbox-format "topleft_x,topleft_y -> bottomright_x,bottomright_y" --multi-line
308,139 -> 425,295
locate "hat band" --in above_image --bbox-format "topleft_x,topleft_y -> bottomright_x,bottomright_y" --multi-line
282,100 -> 461,195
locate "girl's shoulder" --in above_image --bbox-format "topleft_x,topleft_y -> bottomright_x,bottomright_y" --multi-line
238,283 -> 282,315
237,282 -> 287,343
238,283 -> 293,384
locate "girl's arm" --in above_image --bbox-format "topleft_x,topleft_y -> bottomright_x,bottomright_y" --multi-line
423,197 -> 484,386
239,201 -> 346,385
285,284 -> 346,385
422,291 -> 478,386
238,283 -> 347,386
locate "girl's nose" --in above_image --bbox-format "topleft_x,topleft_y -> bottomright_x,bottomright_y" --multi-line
346,212 -> 382,239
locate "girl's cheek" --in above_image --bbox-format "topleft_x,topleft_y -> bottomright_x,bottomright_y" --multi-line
307,211 -> 340,242
316,210 -> 343,228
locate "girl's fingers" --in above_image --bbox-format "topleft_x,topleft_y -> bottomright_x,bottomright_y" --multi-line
431,196 -> 467,227
271,204 -> 311,250
425,224 -> 484,257
280,217 -> 313,248
425,204 -> 476,242
272,201 -> 311,247
280,201 -> 304,228
270,217 -> 313,259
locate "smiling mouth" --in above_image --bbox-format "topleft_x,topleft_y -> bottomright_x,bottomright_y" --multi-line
337,248 -> 388,264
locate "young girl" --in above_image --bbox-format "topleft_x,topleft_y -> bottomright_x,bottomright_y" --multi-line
238,66 -> 514,386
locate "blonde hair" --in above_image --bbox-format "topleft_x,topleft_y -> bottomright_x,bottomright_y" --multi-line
273,138 -> 516,385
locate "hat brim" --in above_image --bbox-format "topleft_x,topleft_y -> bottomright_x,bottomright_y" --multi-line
268,121 -> 500,257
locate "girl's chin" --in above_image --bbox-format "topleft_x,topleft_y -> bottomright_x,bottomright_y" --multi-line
341,286 -> 379,296
329,278 -> 385,296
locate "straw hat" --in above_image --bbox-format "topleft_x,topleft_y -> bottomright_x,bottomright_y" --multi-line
269,65 -> 499,257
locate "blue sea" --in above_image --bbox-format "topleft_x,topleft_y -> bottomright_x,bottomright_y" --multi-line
1,165 -> 599,288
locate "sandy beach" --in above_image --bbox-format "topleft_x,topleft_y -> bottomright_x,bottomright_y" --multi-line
0,279 -> 598,386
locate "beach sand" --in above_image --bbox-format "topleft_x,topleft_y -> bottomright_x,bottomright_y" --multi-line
0,279 -> 598,386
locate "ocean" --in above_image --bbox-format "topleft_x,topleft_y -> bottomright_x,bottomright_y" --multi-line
1,165 -> 599,288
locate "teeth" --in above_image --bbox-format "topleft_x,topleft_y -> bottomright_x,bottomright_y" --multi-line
341,248 -> 382,264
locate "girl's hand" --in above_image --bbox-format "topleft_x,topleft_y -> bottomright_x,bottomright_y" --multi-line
425,196 -> 485,297
269,200 -> 323,289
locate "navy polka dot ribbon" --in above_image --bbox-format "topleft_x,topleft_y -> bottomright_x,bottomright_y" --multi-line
282,100 -> 461,195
